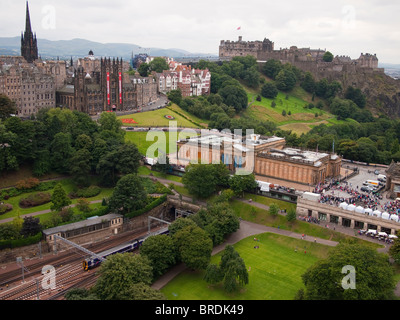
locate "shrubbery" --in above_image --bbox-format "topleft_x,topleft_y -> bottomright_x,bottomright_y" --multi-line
0,203 -> 13,215
69,186 -> 101,199
19,192 -> 51,208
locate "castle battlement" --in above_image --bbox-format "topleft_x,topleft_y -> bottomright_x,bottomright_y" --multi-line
219,36 -> 383,77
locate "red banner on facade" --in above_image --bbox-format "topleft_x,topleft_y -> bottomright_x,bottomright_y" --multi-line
107,72 -> 110,105
119,72 -> 122,104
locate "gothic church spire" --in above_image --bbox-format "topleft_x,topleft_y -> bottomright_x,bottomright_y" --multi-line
21,1 -> 38,63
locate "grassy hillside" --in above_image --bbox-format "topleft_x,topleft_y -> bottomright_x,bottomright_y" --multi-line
242,81 -> 357,136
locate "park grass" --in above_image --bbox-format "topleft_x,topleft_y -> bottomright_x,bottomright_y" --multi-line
118,108 -> 201,128
125,130 -> 198,157
161,233 -> 329,300
230,199 -> 382,250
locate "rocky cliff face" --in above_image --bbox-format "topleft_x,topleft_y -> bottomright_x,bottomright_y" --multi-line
314,67 -> 400,117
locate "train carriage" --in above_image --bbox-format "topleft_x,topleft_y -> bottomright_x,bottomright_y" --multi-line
83,228 -> 169,271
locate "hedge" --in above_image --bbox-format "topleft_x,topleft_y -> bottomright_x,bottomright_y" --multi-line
125,195 -> 168,219
0,232 -> 42,250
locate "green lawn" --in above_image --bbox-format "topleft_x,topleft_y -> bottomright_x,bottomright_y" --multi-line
125,130 -> 197,157
118,108 -> 201,128
161,233 -> 329,300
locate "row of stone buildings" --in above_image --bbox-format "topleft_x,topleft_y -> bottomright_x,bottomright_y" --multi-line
0,3 -> 210,117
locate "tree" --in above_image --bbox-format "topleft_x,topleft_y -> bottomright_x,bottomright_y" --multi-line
182,164 -> 218,198
345,86 -> 367,108
218,85 -> 248,113
0,94 -> 17,120
262,59 -> 283,79
173,224 -> 213,270
153,152 -> 172,175
389,235 -> 400,264
50,132 -> 74,174
205,245 -> 249,293
269,203 -> 280,216
94,253 -> 153,300
300,243 -> 396,300
301,72 -> 316,93
140,234 -> 177,279
229,174 -> 258,197
192,202 -> 240,246
149,57 -> 169,73
167,89 -> 182,105
96,143 -> 141,186
168,217 -> 198,237
117,282 -> 166,300
20,216 -> 41,238
286,207 -> 297,222
65,288 -> 99,300
69,148 -> 92,187
108,174 -> 148,215
261,82 -> 278,99
138,63 -> 150,77
275,69 -> 297,91
50,183 -> 71,212
242,66 -> 260,88
323,51 -> 334,62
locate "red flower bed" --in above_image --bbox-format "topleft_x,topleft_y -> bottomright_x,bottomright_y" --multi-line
121,118 -> 138,124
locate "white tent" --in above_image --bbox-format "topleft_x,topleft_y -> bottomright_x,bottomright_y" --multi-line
364,208 -> 373,216
372,210 -> 382,218
366,229 -> 377,235
339,202 -> 348,210
382,212 -> 390,220
389,234 -> 399,239
390,215 -> 400,223
355,206 -> 365,214
346,204 -> 356,212
378,232 -> 388,237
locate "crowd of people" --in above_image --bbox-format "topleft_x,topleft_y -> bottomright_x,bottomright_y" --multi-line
317,182 -> 383,211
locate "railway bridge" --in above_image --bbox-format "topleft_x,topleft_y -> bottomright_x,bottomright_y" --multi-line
296,197 -> 400,236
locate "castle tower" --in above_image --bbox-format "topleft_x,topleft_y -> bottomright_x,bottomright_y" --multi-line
21,2 -> 38,63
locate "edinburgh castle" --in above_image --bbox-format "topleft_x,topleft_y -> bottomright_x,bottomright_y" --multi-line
219,36 -> 382,81
220,36 -> 400,116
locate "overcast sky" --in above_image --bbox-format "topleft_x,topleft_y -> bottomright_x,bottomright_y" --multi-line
1,0 -> 399,64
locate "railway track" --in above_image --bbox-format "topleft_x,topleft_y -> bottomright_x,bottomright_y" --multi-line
0,227 -> 154,300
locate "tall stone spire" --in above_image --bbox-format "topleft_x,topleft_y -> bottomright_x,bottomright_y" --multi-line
21,1 -> 38,63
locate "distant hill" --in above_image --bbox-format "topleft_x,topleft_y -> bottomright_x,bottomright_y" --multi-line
0,37 -> 217,60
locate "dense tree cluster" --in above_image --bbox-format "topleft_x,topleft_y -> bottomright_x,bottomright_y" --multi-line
282,114 -> 400,165
182,164 -> 257,199
0,108 -> 141,186
298,243 -> 396,300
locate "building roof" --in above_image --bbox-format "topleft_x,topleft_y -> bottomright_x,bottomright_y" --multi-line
43,213 -> 123,236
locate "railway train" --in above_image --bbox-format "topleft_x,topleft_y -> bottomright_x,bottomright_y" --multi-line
82,227 -> 169,271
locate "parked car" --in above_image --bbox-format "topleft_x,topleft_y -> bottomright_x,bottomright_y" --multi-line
361,186 -> 374,192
